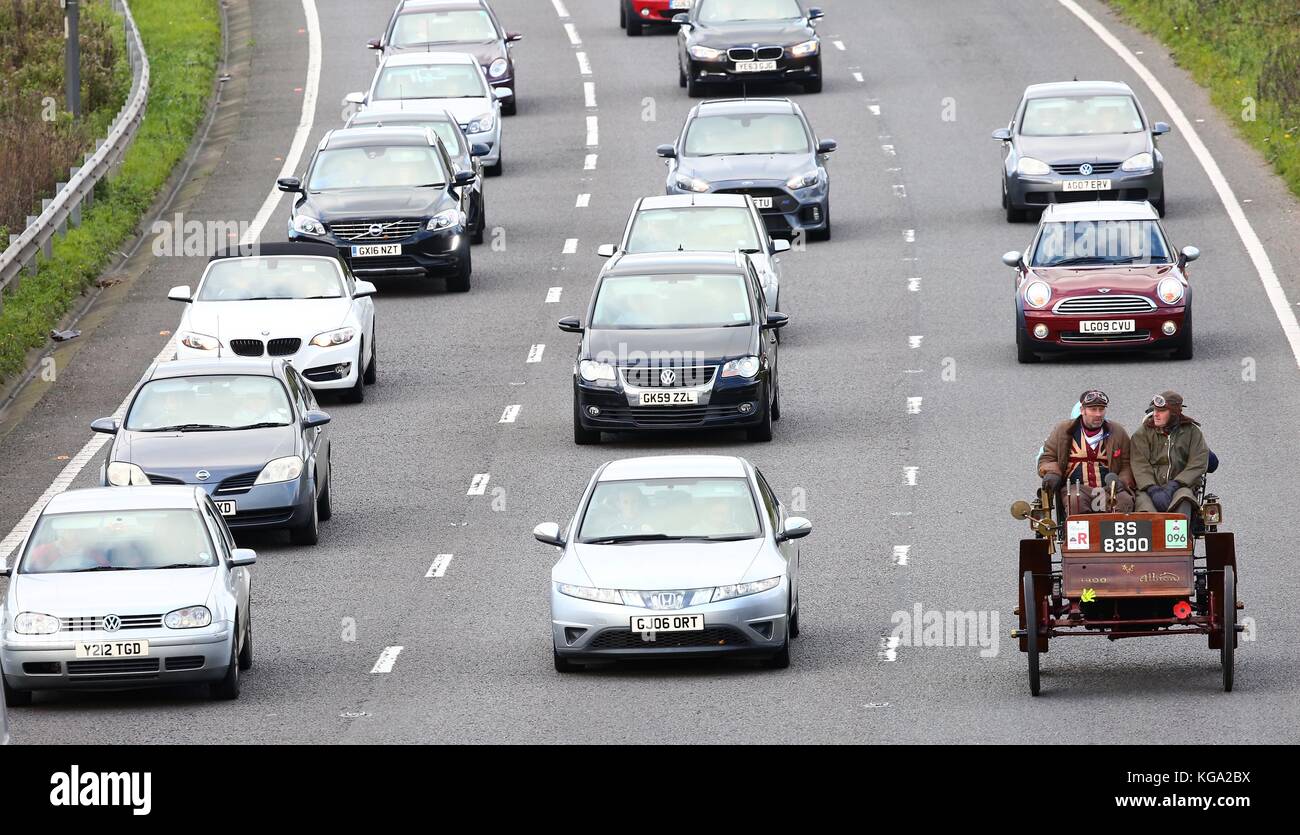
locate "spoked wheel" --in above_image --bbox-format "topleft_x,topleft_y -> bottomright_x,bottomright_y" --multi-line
1023,570 -> 1041,697
1220,565 -> 1235,692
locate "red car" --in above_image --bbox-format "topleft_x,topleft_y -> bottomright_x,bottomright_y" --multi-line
620,0 -> 691,36
1003,201 -> 1198,362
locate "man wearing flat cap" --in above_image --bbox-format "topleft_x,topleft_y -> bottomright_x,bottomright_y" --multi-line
1131,390 -> 1209,522
1037,389 -> 1136,514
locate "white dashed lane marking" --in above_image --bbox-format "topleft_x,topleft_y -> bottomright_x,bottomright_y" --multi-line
499,405 -> 521,424
586,116 -> 599,146
370,646 -> 404,674
562,238 -> 578,254
546,286 -> 563,303
467,473 -> 491,495
585,154 -> 598,170
527,344 -> 546,363
909,335 -> 923,348
564,23 -> 581,45
907,397 -> 923,415
576,51 -> 591,75
892,546 -> 911,566
584,82 -> 597,108
426,554 -> 454,578
903,467 -> 919,486
551,0 -> 569,17
575,194 -> 590,208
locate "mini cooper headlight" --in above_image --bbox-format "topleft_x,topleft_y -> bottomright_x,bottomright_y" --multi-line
578,360 -> 617,383
106,461 -> 151,487
789,38 -> 819,57
165,606 -> 212,629
14,612 -> 60,635
1121,152 -> 1154,172
556,583 -> 622,604
467,112 -> 495,134
292,215 -> 326,236
1023,281 -> 1052,309
711,576 -> 781,603
427,209 -> 463,231
674,174 -> 711,193
254,456 -> 304,485
488,58 -> 509,79
1016,157 -> 1051,177
722,356 -> 761,378
688,45 -> 725,61
310,327 -> 356,347
1157,276 -> 1185,304
180,331 -> 220,351
786,171 -> 820,190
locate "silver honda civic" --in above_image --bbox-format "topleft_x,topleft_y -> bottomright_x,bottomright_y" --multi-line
534,455 -> 811,671
1,486 -> 255,704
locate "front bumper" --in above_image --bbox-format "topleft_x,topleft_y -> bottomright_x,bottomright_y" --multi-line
1007,167 -> 1164,210
632,1 -> 690,23
1020,305 -> 1187,353
289,227 -> 469,279
175,340 -> 361,391
686,54 -> 821,88
666,177 -> 828,238
575,377 -> 769,432
551,582 -> 788,662
2,625 -> 233,692
106,471 -> 313,531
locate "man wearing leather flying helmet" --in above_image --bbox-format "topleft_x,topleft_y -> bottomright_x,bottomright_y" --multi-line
1037,389 -> 1136,514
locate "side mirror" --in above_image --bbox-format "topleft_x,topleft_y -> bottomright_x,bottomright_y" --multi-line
763,311 -> 790,331
353,280 -> 377,298
344,91 -> 366,105
777,516 -> 812,542
229,548 -> 257,567
1152,121 -> 1171,136
1180,245 -> 1200,265
772,239 -> 791,254
533,522 -> 565,548
656,144 -> 677,159
596,244 -> 617,258
0,562 -> 10,577
493,87 -> 513,101
90,417 -> 120,435
302,409 -> 331,429
167,284 -> 192,303
276,177 -> 302,193
366,38 -> 382,50
671,13 -> 690,26
470,142 -> 491,157
1001,250 -> 1023,268
808,8 -> 824,21
991,128 -> 1012,141
506,32 -> 524,43
816,138 -> 837,154
558,316 -> 583,334
454,170 -> 478,186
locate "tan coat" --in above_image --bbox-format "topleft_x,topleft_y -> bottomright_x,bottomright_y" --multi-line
1037,417 -> 1135,491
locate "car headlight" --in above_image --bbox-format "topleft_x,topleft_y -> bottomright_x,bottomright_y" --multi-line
688,44 -> 725,61
674,174 -> 710,193
292,215 -> 326,236
1121,152 -> 1154,172
789,38 -> 819,57
467,112 -> 495,134
427,209 -> 463,231
106,461 -> 151,487
721,356 -> 761,378
254,455 -> 304,485
578,360 -> 617,383
164,606 -> 212,629
310,327 -> 356,348
1157,276 -> 1185,304
180,331 -> 220,351
1023,280 -> 1052,309
1016,157 -> 1051,177
786,171 -> 819,190
556,583 -> 622,604
711,576 -> 781,603
14,612 -> 60,635
488,58 -> 509,79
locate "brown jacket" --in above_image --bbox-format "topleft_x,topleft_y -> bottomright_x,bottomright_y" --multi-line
1037,417 -> 1135,491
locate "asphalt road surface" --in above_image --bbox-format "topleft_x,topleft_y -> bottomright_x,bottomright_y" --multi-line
2,0 -> 1299,743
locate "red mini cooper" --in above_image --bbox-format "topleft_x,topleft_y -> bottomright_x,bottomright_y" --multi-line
1003,201 -> 1198,363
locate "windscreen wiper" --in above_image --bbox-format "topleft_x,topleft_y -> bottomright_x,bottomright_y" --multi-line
582,533 -> 685,545
231,422 -> 290,430
68,565 -> 132,572
142,423 -> 232,432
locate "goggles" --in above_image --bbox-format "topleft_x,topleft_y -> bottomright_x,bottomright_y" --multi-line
1079,389 -> 1109,407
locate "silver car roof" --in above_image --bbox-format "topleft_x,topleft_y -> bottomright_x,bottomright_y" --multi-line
42,486 -> 205,515
1041,200 -> 1160,222
637,194 -> 751,210
1023,80 -> 1135,99
599,455 -> 750,482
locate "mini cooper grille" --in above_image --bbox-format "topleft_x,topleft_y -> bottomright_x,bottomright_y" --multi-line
230,339 -> 264,357
331,220 -> 422,242
1052,295 -> 1157,315
620,366 -> 716,388
59,614 -> 163,632
588,626 -> 750,650
216,471 -> 261,495
1051,162 -> 1121,176
267,338 -> 301,356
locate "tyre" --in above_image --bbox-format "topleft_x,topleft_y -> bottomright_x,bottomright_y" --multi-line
745,386 -> 774,442
237,613 -> 253,671
289,491 -> 319,546
447,245 -> 472,293
1221,565 -> 1235,692
627,6 -> 644,36
500,97 -> 516,117
316,467 -> 332,521
573,396 -> 601,445
808,204 -> 831,241
1016,323 -> 1039,364
619,0 -> 627,28
1172,307 -> 1193,360
471,193 -> 486,245
2,674 -> 32,706
1006,203 -> 1026,223
1154,193 -> 1166,217
209,634 -> 241,700
788,589 -> 800,639
764,600 -> 792,669
686,72 -> 705,98
554,647 -> 581,672
1023,570 -> 1041,696
771,380 -> 781,422
802,76 -> 823,94
363,331 -> 377,384
486,157 -> 503,177
678,59 -> 687,88
341,340 -> 365,403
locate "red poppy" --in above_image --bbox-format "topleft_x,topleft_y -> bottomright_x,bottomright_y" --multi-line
1173,600 -> 1192,619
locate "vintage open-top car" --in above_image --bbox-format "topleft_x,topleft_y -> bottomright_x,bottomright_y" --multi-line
1011,477 -> 1239,695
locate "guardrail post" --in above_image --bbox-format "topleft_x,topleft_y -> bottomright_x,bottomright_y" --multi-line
69,169 -> 83,226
